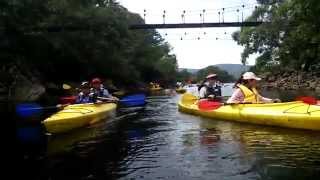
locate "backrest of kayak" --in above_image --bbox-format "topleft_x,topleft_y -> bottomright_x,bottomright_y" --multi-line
60,96 -> 77,104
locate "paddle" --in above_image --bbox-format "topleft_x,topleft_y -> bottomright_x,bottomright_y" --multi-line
17,91 -> 146,118
62,83 -> 72,90
296,96 -> 318,105
197,100 -> 256,110
97,94 -> 146,107
16,103 -> 67,118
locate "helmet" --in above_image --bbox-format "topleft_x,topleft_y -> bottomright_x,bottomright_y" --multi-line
91,78 -> 102,84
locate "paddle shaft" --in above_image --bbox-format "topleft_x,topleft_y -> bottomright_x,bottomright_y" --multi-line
21,105 -> 64,111
97,97 -> 118,102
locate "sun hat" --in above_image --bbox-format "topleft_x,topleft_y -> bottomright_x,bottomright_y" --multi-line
242,72 -> 261,81
206,74 -> 217,79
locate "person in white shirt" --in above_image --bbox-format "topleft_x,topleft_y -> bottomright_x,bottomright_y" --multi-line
198,74 -> 222,101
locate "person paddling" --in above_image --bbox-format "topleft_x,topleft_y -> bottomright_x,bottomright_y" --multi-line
227,72 -> 281,104
90,78 -> 119,102
198,74 -> 222,101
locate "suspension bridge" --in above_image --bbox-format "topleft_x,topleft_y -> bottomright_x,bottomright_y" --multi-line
130,22 -> 263,29
129,3 -> 264,30
19,2 -> 265,36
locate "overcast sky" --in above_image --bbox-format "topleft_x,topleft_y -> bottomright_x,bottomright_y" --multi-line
118,0 -> 258,69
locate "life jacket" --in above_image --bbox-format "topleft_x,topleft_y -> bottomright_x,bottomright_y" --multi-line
199,84 -> 222,98
97,88 -> 105,97
91,87 -> 108,97
237,84 -> 260,103
76,92 -> 94,104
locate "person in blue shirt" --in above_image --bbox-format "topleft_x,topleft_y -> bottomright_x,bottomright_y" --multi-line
76,81 -> 94,104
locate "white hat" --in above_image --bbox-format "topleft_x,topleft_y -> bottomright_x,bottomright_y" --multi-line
206,74 -> 217,79
242,72 -> 261,81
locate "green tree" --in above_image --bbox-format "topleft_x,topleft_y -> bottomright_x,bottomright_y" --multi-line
0,0 -> 179,90
176,70 -> 193,83
196,66 -> 235,83
233,0 -> 320,72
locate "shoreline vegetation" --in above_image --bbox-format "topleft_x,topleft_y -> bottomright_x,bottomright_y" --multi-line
259,70 -> 320,92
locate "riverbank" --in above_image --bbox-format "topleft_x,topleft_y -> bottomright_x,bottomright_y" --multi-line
0,69 -> 164,104
259,70 -> 320,92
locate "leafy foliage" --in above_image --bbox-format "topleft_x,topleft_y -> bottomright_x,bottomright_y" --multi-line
0,0 -> 178,87
176,70 -> 193,83
233,0 -> 320,72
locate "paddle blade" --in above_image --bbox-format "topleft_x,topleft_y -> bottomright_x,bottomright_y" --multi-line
120,94 -> 146,107
16,103 -> 43,117
198,100 -> 222,110
296,96 -> 317,105
122,94 -> 146,101
181,93 -> 198,104
121,100 -> 146,107
62,84 -> 71,90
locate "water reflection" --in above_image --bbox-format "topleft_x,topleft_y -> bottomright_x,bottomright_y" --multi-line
200,129 -> 221,147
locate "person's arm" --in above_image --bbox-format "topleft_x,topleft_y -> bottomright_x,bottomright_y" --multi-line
226,89 -> 244,104
199,87 -> 206,99
102,89 -> 112,98
259,95 -> 273,103
89,92 -> 99,103
259,95 -> 281,103
103,89 -> 119,101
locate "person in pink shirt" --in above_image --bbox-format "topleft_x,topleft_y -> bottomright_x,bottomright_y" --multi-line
227,72 -> 281,104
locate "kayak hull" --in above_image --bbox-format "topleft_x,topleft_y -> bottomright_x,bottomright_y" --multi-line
178,93 -> 320,131
43,103 -> 117,134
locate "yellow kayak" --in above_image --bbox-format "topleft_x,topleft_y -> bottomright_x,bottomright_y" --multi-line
176,88 -> 186,94
43,103 -> 117,134
178,93 -> 320,131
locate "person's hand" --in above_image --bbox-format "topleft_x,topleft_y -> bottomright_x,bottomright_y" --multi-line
207,95 -> 218,101
95,100 -> 104,104
273,98 -> 281,103
113,96 -> 119,101
56,104 -> 68,110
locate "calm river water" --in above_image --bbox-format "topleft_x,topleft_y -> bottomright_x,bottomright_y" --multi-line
16,84 -> 320,180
